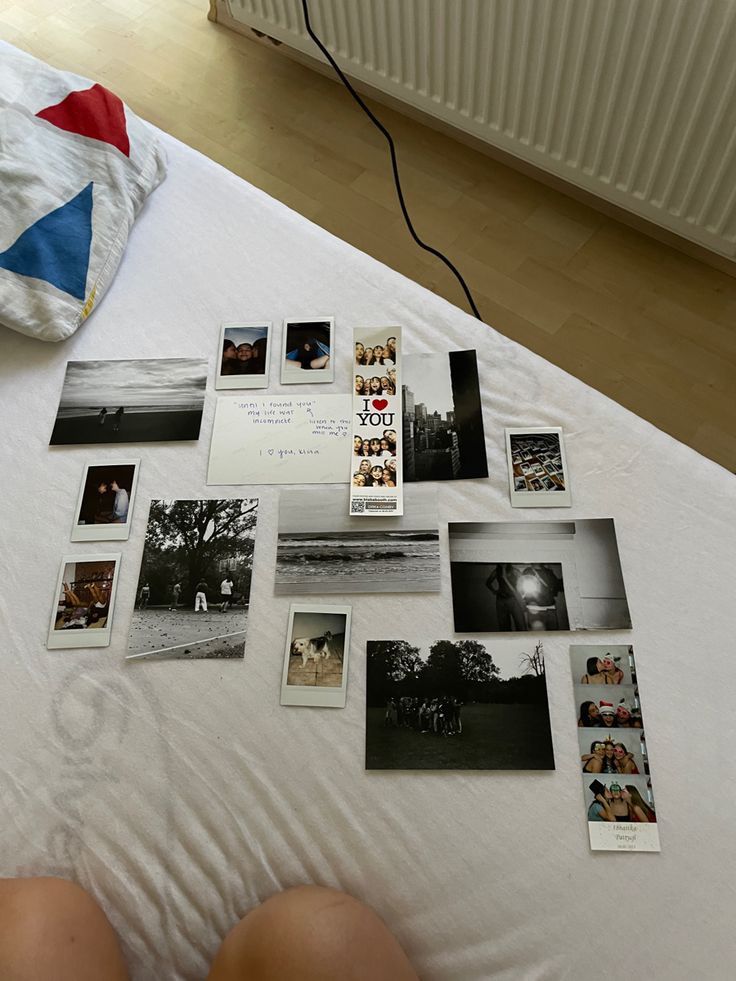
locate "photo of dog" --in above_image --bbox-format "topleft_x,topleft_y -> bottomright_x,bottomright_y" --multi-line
291,630 -> 336,668
281,605 -> 352,708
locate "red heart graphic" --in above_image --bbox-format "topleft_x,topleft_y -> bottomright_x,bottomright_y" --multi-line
372,398 -> 388,411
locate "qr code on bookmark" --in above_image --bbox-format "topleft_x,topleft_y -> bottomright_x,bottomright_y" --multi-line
350,500 -> 366,514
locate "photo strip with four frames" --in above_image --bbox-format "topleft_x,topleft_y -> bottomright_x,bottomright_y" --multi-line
47,321 -> 652,849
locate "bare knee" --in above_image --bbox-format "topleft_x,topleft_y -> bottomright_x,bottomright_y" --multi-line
0,877 -> 128,981
208,885 -> 418,981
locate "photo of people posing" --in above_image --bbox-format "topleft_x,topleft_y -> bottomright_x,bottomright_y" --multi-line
355,334 -> 397,369
352,430 -> 399,488
281,318 -> 334,384
72,460 -> 139,541
575,687 -> 642,728
354,332 -> 398,398
216,322 -> 271,389
585,776 -> 657,823
570,644 -> 660,849
47,555 -> 121,649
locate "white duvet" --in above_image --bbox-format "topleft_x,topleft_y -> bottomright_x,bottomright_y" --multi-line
0,123 -> 735,980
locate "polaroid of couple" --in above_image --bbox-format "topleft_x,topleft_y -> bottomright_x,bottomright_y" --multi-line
71,460 -> 140,541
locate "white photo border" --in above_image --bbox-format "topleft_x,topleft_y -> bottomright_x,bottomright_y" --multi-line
216,321 -> 273,390
505,426 -> 571,508
47,552 -> 122,649
280,316 -> 335,385
280,603 -> 352,707
70,459 -> 140,542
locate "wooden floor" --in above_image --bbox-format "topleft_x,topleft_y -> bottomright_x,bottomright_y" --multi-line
4,0 -> 735,472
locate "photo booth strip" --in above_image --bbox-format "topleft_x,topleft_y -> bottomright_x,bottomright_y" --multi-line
350,326 -> 403,516
569,644 -> 660,852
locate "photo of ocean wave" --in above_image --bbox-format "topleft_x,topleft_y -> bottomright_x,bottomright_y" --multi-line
275,529 -> 441,594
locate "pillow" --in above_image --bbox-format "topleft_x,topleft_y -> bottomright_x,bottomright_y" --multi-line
0,42 -> 167,341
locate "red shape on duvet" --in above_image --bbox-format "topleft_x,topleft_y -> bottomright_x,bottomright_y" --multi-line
36,83 -> 130,157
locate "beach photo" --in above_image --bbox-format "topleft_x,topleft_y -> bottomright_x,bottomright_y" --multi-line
127,498 -> 258,660
71,459 -> 139,541
281,317 -> 334,384
505,428 -> 571,507
216,322 -> 271,390
449,519 -> 631,632
402,350 -> 488,482
275,489 -> 440,594
281,604 -> 352,707
50,359 -> 207,445
47,554 -> 121,649
365,638 -> 555,770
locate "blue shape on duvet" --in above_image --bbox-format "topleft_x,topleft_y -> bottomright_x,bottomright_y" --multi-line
0,182 -> 93,300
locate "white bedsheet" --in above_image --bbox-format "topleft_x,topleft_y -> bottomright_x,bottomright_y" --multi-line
1,125 -> 735,981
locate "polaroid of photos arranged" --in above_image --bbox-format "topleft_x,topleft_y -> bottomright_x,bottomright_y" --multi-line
280,317 -> 335,385
216,322 -> 272,390
505,427 -> 571,507
281,603 -> 352,708
365,638 -> 555,770
571,644 -> 660,852
351,326 -> 403,515
47,553 -> 122,649
126,498 -> 259,661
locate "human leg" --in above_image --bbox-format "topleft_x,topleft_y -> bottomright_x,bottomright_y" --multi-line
0,877 -> 129,981
206,885 -> 418,981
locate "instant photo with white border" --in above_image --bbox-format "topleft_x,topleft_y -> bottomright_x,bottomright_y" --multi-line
71,459 -> 140,541
280,317 -> 335,385
216,322 -> 273,390
280,603 -> 352,707
47,552 -> 121,649
505,427 -> 571,508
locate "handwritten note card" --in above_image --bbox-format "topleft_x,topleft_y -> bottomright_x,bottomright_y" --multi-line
207,395 -> 352,485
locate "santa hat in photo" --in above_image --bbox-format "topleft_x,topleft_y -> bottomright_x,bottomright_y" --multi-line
616,698 -> 632,719
598,700 -> 615,716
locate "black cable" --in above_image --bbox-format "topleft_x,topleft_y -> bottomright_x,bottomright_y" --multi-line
299,0 -> 483,321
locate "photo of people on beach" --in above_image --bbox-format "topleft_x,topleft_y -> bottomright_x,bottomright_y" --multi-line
47,554 -> 121,649
281,318 -> 334,384
50,359 -> 207,444
71,460 -> 139,541
216,322 -> 271,389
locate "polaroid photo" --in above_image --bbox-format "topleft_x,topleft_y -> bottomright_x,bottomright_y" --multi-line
50,359 -> 207,445
402,350 -> 488,482
126,498 -> 259,660
47,553 -> 121,649
276,488 -> 440,594
505,427 -> 571,507
216,322 -> 272,390
365,638 -> 555,770
71,459 -> 140,541
281,317 -> 335,384
448,519 -> 631,632
280,604 -> 352,707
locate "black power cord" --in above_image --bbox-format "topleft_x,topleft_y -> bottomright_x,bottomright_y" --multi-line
299,0 -> 483,321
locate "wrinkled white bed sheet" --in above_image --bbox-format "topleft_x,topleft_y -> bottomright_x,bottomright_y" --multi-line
1,126 -> 735,981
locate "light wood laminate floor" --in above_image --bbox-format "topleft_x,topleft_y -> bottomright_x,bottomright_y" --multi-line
3,0 -> 735,471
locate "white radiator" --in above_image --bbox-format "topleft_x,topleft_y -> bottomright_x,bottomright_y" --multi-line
223,0 -> 736,260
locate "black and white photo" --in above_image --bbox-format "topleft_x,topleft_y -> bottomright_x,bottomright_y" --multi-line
47,553 -> 121,649
275,489 -> 440,594
449,519 -> 631,632
281,604 -> 352,707
505,427 -> 571,507
71,459 -> 139,541
50,359 -> 207,444
281,317 -> 334,384
217,322 -> 272,389
127,498 -> 258,660
365,638 -> 555,770
402,350 -> 488,482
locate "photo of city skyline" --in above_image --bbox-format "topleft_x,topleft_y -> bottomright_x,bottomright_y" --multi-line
402,350 -> 488,482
